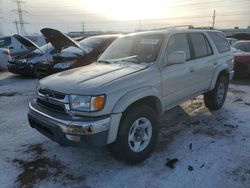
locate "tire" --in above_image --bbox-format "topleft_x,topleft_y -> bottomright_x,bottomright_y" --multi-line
204,75 -> 229,110
109,105 -> 159,164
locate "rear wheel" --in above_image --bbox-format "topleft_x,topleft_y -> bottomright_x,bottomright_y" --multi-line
109,105 -> 159,164
204,75 -> 229,110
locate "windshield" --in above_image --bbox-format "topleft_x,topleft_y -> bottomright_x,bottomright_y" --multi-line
78,37 -> 105,53
34,43 -> 53,53
232,42 -> 250,52
98,34 -> 164,64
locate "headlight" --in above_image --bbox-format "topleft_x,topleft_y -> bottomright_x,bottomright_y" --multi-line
53,62 -> 74,69
18,59 -> 27,63
70,95 -> 106,112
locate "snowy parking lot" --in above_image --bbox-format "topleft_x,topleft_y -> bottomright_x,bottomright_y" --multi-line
0,71 -> 250,188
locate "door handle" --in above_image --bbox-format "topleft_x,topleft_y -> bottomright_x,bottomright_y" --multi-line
213,61 -> 218,66
189,67 -> 195,72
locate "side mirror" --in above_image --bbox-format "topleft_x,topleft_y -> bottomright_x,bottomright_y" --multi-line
167,51 -> 186,66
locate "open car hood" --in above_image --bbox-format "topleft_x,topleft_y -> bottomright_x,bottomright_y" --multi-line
13,34 -> 42,52
40,28 -> 82,51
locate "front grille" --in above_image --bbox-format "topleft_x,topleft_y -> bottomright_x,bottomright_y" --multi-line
39,89 -> 66,99
37,98 -> 66,113
37,89 -> 69,113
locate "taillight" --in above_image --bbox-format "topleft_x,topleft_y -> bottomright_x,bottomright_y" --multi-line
3,50 -> 11,56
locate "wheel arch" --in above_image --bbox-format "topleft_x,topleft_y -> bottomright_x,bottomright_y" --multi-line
209,64 -> 230,90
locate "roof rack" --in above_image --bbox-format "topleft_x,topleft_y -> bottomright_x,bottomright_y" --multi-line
152,25 -> 214,31
151,25 -> 194,31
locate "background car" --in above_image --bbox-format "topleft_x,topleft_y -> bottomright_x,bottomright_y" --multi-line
232,41 -> 250,78
0,48 -> 11,70
35,28 -> 120,78
227,37 -> 238,46
7,42 -> 57,76
0,35 -> 46,57
7,31 -> 85,77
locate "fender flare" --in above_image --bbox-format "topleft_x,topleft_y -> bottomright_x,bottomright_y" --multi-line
107,87 -> 162,144
209,64 -> 230,90
112,86 -> 163,114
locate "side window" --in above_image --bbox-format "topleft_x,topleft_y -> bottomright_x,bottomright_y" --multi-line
189,33 -> 212,58
166,34 -> 191,60
0,37 -> 11,48
208,32 -> 230,53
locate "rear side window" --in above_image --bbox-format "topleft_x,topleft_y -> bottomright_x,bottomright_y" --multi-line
0,37 -> 11,48
208,32 -> 230,53
166,33 -> 191,60
189,33 -> 213,58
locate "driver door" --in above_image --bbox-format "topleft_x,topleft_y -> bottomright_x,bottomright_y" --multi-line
161,33 -> 197,109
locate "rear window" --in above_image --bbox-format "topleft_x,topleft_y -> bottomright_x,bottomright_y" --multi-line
208,32 -> 230,53
189,33 -> 213,58
0,37 -> 11,48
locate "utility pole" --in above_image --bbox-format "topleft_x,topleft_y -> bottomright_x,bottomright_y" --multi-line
212,9 -> 216,29
0,0 -> 3,35
138,18 -> 142,31
82,22 -> 85,33
13,0 -> 28,35
14,20 -> 19,34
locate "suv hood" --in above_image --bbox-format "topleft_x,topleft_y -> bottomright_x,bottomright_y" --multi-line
41,28 -> 82,51
40,62 -> 148,94
13,34 -> 42,52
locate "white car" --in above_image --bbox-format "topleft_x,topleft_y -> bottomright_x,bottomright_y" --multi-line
0,48 -> 11,70
28,29 -> 234,163
0,35 -> 46,57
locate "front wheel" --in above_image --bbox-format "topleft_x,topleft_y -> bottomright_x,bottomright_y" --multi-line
204,75 -> 229,110
109,105 -> 159,164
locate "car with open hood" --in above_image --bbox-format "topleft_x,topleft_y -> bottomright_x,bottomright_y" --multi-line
232,40 -> 250,78
7,41 -> 57,76
7,34 -> 58,76
34,28 -> 120,78
28,29 -> 234,163
7,31 -> 84,77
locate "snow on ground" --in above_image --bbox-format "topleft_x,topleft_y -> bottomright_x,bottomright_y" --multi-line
0,71 -> 250,188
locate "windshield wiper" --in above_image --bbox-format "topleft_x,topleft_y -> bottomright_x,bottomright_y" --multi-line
97,60 -> 113,64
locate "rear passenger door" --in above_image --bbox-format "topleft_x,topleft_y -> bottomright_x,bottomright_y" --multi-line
188,33 -> 215,91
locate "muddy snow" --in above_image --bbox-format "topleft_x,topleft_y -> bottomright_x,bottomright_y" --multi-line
0,71 -> 250,188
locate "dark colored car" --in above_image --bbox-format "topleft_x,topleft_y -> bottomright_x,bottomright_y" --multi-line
232,41 -> 250,78
35,28 -> 120,78
7,31 -> 85,77
8,41 -> 57,76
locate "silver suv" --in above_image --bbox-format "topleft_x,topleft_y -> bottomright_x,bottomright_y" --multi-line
28,29 -> 234,163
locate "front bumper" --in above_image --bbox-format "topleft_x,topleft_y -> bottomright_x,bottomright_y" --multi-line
7,62 -> 35,76
28,100 -> 112,147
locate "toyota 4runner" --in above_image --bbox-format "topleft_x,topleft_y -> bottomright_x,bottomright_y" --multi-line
28,29 -> 234,163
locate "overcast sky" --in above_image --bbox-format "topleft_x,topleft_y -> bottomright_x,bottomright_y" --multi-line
0,0 -> 250,35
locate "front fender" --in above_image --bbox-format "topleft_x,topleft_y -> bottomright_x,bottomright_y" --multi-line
209,63 -> 230,90
112,86 -> 162,114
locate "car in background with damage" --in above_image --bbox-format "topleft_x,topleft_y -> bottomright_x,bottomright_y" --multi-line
7,35 -> 58,76
7,31 -> 85,77
34,28 -> 120,78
